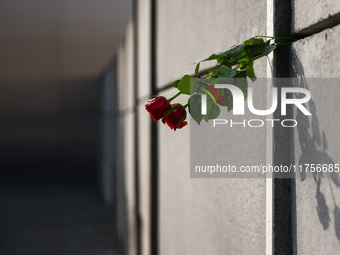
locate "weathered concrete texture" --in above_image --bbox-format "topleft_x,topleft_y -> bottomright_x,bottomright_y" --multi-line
293,0 -> 340,35
292,26 -> 340,78
156,1 -> 269,254
156,0 -> 267,89
137,103 -> 151,255
158,88 -> 266,255
292,25 -> 340,254
137,0 -> 151,99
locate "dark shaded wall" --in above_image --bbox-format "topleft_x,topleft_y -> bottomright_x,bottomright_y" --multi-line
0,79 -> 101,183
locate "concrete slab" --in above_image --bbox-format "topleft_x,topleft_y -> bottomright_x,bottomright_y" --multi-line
156,0 -> 268,90
292,25 -> 340,78
137,0 -> 151,100
123,112 -> 136,255
137,102 -> 151,255
293,0 -> 340,35
292,25 -> 340,254
117,20 -> 135,111
158,88 -> 267,255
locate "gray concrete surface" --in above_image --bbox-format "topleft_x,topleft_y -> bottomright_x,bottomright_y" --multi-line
137,103 -> 151,255
292,27 -> 340,78
292,25 -> 340,254
137,0 -> 151,100
157,0 -> 267,89
105,0 -> 340,254
123,111 -> 137,255
116,19 -> 137,255
158,87 -> 267,255
293,0 -> 340,35
155,0 -> 269,254
136,1 -> 152,253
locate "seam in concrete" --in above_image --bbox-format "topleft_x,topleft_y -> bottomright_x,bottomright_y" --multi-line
293,12 -> 340,39
133,0 -> 141,254
150,0 -> 159,254
273,0 -> 294,254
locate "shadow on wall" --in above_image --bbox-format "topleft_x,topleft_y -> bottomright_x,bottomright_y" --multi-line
291,48 -> 340,240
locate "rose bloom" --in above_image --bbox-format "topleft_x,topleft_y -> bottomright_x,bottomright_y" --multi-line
162,104 -> 188,130
145,96 -> 171,121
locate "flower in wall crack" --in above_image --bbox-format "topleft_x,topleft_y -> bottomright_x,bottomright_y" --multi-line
144,36 -> 290,130
162,104 -> 188,130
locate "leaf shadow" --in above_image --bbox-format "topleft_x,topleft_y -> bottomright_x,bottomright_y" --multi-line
291,47 -> 340,240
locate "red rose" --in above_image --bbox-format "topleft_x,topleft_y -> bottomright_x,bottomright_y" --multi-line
162,104 -> 188,130
145,96 -> 171,121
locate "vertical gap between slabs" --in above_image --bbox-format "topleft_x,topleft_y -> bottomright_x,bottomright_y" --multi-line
150,0 -> 159,254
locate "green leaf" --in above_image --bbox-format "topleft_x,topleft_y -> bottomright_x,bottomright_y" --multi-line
188,92 -> 222,124
208,102 -> 221,119
221,42 -> 246,58
203,100 -> 221,121
205,53 -> 219,61
245,37 -> 265,46
245,63 -> 256,81
190,79 -> 201,94
235,71 -> 248,100
208,78 -> 219,87
177,75 -> 192,95
227,93 -> 233,111
188,94 -> 203,124
195,53 -> 219,66
245,38 -> 266,54
215,88 -> 230,106
262,44 -> 277,55
205,69 -> 219,78
201,88 -> 217,105
236,56 -> 251,69
216,55 -> 226,64
170,80 -> 180,88
218,65 -> 237,79
195,63 -> 200,76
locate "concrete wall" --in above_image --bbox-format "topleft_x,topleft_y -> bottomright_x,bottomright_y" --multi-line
118,19 -> 137,255
136,1 -> 152,254
99,0 -> 340,254
292,10 -> 340,255
156,1 -> 268,254
0,78 -> 100,182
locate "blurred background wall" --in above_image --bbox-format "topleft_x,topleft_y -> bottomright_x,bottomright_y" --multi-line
0,1 -> 132,254
0,0 -> 131,182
